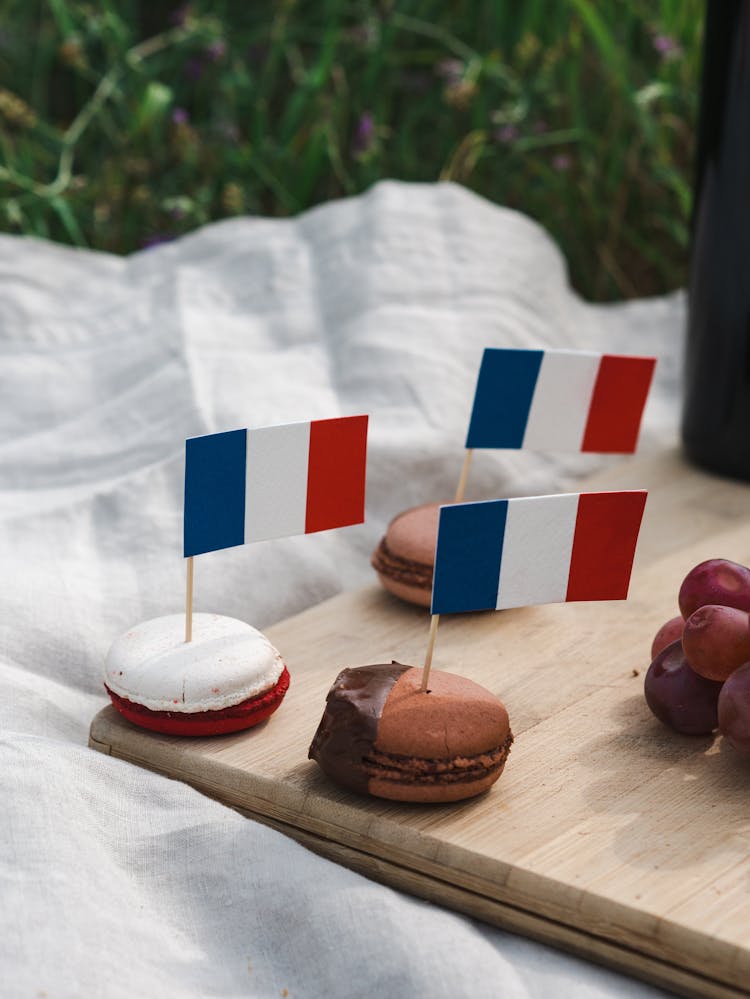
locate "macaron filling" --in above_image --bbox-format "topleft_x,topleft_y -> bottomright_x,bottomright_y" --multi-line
362,736 -> 513,786
371,536 -> 433,592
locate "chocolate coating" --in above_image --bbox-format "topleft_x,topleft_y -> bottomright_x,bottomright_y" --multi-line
308,663 -> 409,793
371,532 -> 434,588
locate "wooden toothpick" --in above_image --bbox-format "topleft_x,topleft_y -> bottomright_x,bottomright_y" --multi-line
420,614 -> 440,692
185,556 -> 194,643
418,450 -> 471,692
419,450 -> 471,692
454,449 -> 473,503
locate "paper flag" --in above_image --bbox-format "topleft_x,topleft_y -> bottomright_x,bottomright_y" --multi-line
465,348 -> 656,453
184,415 -> 368,557
431,490 -> 647,615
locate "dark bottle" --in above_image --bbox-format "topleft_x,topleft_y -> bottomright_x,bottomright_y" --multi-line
682,0 -> 750,480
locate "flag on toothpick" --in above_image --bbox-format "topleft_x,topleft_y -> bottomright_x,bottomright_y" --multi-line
184,415 -> 368,557
465,348 -> 656,453
430,490 -> 647,615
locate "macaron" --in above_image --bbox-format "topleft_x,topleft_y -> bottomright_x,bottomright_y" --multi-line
104,613 -> 289,737
308,662 -> 512,802
371,502 -> 442,607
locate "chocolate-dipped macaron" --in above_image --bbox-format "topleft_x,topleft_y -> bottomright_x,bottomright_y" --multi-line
371,503 -> 442,607
309,663 -> 512,802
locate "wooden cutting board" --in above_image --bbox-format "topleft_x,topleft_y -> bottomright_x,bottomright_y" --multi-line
89,448 -> 750,999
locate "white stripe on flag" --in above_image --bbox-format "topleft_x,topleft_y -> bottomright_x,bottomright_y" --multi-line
522,349 -> 601,451
244,422 -> 311,542
496,493 -> 580,609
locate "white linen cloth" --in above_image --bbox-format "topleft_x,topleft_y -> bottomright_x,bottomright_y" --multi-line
0,181 -> 680,998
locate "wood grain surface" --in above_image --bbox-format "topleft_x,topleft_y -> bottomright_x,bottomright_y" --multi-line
89,448 -> 750,999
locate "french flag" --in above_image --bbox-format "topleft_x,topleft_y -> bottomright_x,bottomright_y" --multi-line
184,415 -> 368,557
465,348 -> 656,453
431,490 -> 647,615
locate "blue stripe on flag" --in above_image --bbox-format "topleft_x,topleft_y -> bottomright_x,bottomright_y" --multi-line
431,500 -> 508,614
465,348 -> 543,449
184,429 -> 247,557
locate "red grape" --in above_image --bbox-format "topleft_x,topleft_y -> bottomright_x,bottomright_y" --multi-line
650,615 -> 684,660
644,639 -> 723,735
678,558 -> 750,619
682,604 -> 750,681
718,663 -> 750,754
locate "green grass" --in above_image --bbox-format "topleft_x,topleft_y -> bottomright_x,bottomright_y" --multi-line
0,1 -> 703,300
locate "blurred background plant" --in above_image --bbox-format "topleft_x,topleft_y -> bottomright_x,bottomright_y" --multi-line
0,0 -> 702,300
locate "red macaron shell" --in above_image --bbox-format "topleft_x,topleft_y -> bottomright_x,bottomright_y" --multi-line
106,665 -> 290,736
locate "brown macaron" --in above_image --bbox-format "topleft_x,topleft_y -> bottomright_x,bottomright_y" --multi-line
308,663 -> 513,803
371,503 -> 442,607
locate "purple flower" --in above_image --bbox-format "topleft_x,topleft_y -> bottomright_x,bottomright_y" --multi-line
141,234 -> 175,249
532,120 -> 548,134
184,56 -> 204,81
652,33 -> 682,59
435,58 -> 464,83
205,40 -> 226,63
552,153 -> 572,172
352,111 -> 376,156
493,124 -> 519,145
171,107 -> 189,126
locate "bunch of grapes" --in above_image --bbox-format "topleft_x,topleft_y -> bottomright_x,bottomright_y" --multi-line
645,558 -> 750,752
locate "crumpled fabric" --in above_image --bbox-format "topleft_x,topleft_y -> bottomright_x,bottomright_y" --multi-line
0,181 -> 677,998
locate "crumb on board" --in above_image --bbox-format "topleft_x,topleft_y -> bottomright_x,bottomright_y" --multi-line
631,668 -> 639,677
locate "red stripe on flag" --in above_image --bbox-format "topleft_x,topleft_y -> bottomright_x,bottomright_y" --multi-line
305,415 -> 368,534
581,355 -> 656,453
566,491 -> 647,602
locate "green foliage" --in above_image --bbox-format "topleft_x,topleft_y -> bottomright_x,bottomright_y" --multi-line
0,0 -> 702,299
